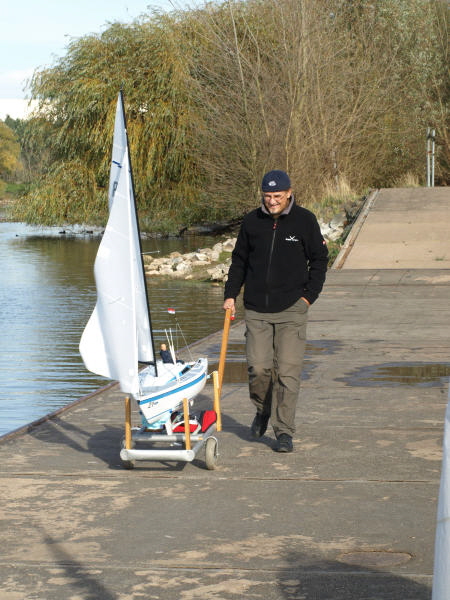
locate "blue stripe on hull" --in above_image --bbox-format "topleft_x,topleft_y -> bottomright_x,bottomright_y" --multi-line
138,372 -> 206,406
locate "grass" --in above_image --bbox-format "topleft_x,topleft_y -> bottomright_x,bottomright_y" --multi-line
4,182 -> 30,197
393,172 -> 421,188
310,177 -> 362,223
326,240 -> 342,266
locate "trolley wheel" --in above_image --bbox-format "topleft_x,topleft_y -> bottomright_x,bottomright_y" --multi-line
120,438 -> 135,470
205,436 -> 219,470
121,458 -> 135,470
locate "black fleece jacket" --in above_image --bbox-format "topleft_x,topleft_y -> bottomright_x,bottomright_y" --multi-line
224,201 -> 328,312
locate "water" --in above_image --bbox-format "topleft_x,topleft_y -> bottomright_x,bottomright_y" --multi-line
338,362 -> 450,388
0,221 -> 232,436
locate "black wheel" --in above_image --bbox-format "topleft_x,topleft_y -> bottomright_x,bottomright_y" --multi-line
121,458 -> 135,470
205,436 -> 219,470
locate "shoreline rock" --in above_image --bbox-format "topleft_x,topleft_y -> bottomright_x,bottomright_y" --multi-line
144,238 -> 236,283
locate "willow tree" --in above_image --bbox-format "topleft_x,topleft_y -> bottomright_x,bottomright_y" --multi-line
0,121 -> 22,193
13,16 -> 205,229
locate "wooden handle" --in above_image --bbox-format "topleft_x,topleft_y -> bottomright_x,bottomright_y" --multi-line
183,398 -> 191,450
218,308 -> 232,397
125,396 -> 132,449
212,370 -> 222,432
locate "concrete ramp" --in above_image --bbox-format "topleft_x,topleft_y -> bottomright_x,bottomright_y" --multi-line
334,187 -> 450,269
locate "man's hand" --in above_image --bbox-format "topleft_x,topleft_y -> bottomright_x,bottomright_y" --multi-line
223,298 -> 236,318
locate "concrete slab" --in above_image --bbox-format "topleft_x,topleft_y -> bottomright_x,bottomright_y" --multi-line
1,265 -> 449,599
334,187 -> 450,269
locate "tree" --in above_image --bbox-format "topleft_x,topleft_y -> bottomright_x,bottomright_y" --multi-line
14,17 -> 206,228
0,121 -> 22,191
13,0 -> 449,229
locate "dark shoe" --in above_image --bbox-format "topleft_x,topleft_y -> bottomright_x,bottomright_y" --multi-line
250,412 -> 270,439
276,433 -> 293,453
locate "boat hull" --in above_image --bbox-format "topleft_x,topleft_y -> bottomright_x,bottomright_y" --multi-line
135,358 -> 208,426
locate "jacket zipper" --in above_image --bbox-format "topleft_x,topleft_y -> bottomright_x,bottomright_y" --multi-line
265,220 -> 278,308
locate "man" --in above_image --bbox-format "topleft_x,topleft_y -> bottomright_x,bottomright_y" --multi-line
159,343 -> 184,365
159,343 -> 174,364
223,170 -> 328,452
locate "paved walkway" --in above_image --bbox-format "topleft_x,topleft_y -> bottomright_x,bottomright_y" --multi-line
1,187 -> 449,599
334,187 -> 450,269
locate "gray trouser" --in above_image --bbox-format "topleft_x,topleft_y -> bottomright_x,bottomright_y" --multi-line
245,298 -> 308,438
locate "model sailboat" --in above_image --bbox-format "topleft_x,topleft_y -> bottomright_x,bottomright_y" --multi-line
79,91 -> 208,431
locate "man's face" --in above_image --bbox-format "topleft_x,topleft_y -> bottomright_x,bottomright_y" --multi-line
263,189 -> 292,216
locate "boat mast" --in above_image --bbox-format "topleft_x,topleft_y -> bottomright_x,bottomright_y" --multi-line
119,89 -> 158,376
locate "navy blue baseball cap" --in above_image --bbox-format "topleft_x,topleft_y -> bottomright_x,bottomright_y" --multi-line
261,170 -> 291,192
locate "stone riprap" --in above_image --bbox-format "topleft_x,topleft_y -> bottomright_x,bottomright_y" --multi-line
143,238 -> 236,282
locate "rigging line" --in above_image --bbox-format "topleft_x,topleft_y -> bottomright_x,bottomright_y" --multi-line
175,320 -> 194,363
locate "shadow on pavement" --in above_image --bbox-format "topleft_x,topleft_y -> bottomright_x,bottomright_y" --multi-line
277,550 -> 431,600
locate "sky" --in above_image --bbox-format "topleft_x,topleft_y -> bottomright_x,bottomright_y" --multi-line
0,0 -> 191,120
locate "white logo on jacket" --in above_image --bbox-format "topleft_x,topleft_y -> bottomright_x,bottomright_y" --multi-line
285,235 -> 299,242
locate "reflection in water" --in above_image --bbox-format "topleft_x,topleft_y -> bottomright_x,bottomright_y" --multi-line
307,339 -> 344,355
207,341 -> 248,384
0,221 -> 229,436
338,362 -> 450,388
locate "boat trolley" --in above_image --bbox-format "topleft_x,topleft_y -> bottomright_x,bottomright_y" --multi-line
120,310 -> 232,470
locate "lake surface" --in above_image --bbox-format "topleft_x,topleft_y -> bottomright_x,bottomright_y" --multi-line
0,221 -> 235,437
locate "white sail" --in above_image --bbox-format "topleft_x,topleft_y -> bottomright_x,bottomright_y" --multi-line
108,92 -> 127,210
80,144 -> 154,393
111,92 -> 155,367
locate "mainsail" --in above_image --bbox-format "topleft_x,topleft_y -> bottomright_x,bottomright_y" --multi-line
108,92 -> 127,210
79,94 -> 154,393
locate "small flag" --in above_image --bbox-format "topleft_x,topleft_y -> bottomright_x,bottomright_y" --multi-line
167,308 -> 176,314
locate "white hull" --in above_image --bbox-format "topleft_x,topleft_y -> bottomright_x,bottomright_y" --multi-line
135,357 -> 208,427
